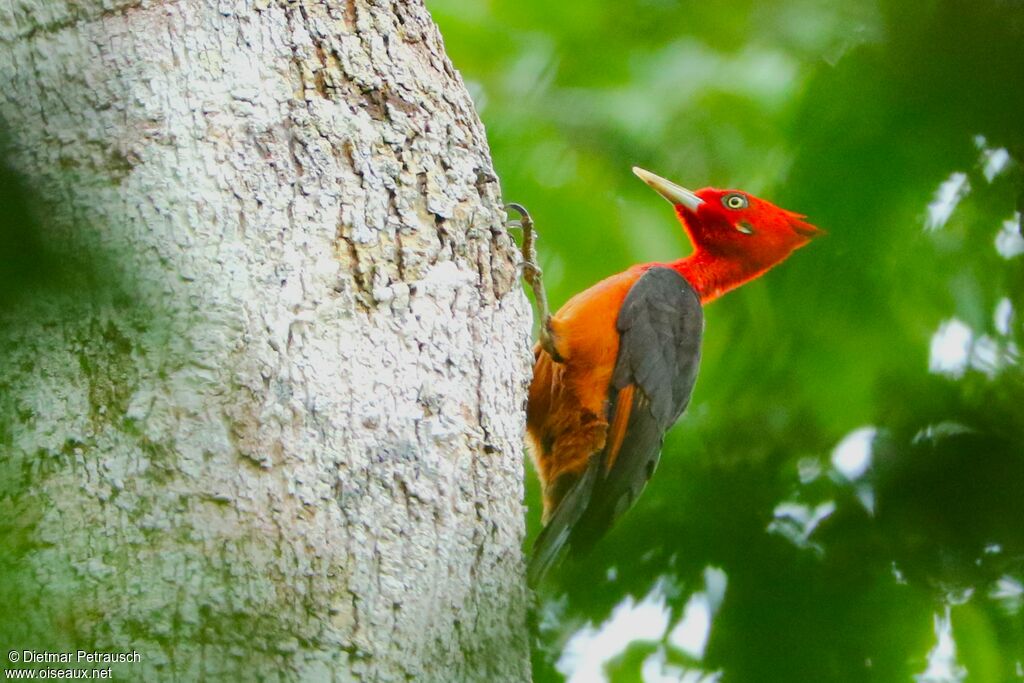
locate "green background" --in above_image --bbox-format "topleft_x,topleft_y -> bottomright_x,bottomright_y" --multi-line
431,0 -> 1024,680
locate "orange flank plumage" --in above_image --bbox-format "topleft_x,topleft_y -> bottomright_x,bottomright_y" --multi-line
525,167 -> 821,584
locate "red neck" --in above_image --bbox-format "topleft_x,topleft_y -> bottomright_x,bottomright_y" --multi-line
669,251 -> 769,303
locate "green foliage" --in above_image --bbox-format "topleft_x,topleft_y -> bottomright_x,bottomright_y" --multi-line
432,0 -> 1024,680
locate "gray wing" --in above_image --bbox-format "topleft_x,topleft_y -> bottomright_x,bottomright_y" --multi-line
574,266 -> 703,548
529,267 -> 703,584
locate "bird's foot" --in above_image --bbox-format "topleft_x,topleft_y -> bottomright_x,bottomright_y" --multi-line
506,203 -> 564,363
537,315 -> 562,363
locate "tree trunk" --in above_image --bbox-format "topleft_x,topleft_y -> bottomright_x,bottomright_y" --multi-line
0,1 -> 532,680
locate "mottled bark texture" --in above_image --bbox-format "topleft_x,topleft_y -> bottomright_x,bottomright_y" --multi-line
0,0 -> 532,680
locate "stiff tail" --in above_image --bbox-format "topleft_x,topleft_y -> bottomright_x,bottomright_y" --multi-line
527,457 -> 601,587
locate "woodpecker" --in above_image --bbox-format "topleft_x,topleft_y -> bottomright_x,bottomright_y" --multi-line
512,167 -> 822,585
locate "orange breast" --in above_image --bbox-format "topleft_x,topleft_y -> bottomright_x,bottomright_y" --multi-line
551,268 -> 641,411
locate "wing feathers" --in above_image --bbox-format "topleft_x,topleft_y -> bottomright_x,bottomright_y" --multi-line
527,457 -> 601,587
604,384 -> 635,472
530,267 -> 704,584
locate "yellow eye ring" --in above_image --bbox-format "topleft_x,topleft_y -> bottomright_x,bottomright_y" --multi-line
723,193 -> 748,210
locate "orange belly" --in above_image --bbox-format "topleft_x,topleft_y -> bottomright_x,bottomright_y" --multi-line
526,265 -> 647,518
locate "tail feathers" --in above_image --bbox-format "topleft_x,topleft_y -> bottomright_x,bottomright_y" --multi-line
527,458 -> 601,588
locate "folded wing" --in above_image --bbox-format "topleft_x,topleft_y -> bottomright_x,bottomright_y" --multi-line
528,267 -> 703,585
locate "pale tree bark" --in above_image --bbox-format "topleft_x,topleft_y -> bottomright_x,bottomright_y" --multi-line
0,0 -> 533,680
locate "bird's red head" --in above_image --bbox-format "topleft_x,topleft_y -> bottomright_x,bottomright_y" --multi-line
633,166 -> 822,300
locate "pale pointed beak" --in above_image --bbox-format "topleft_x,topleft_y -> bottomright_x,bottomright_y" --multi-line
632,166 -> 704,212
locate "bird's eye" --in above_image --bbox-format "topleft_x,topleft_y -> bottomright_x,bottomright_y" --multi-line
723,193 -> 748,210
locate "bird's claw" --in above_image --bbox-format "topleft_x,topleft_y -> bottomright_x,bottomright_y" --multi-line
505,202 -> 562,363
505,203 -> 537,259
506,203 -> 541,281
516,259 -> 542,278
505,202 -> 532,222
